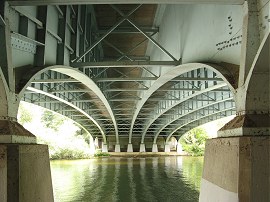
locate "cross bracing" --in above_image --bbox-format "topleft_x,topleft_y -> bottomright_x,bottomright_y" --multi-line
0,1 -> 242,149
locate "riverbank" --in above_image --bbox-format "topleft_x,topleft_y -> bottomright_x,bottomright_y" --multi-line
108,152 -> 183,157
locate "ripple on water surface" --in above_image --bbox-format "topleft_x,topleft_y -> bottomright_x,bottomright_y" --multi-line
50,156 -> 203,202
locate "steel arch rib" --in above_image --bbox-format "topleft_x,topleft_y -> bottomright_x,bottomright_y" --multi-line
174,112 -> 235,138
140,82 -> 228,143
129,63 -> 235,143
27,87 -> 108,143
18,65 -> 119,144
152,97 -> 234,143
165,108 -> 236,144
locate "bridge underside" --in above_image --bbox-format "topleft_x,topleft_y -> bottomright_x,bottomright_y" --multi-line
0,0 -> 269,201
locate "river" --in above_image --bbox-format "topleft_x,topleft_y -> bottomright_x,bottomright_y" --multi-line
50,156 -> 203,202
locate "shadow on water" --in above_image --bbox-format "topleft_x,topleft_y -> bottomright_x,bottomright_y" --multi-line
51,156 -> 204,202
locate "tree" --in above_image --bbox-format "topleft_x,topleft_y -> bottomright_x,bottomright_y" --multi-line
18,104 -> 33,125
180,127 -> 208,156
41,110 -> 65,131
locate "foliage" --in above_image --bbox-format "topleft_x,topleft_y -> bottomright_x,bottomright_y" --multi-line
94,152 -> 111,157
50,148 -> 91,160
18,102 -> 95,160
18,104 -> 33,125
41,110 -> 65,131
75,128 -> 90,145
180,127 -> 208,156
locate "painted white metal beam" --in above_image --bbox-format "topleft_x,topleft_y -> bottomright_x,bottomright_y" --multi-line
19,65 -> 119,144
8,0 -> 245,6
72,61 -> 181,68
164,108 -> 235,143
152,97 -> 234,144
128,63 -> 235,144
27,86 -> 108,143
140,83 -> 228,142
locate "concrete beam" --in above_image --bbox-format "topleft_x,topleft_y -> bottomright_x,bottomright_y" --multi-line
8,0 -> 245,6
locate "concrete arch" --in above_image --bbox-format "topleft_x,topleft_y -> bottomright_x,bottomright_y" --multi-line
140,82 -> 228,143
18,65 -> 119,144
165,108 -> 235,144
129,62 -> 236,143
153,97 -> 234,143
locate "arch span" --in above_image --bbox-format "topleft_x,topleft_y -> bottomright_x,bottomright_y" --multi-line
129,62 -> 237,143
153,97 -> 234,144
18,65 -> 119,143
165,108 -> 235,144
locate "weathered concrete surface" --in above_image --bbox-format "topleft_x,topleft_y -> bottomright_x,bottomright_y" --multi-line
0,144 -> 54,202
200,136 -> 270,202
0,120 -> 36,143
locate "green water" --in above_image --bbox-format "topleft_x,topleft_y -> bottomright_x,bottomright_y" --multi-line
50,156 -> 203,202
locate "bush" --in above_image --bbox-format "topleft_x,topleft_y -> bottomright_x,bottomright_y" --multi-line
94,152 -> 111,157
50,148 -> 91,160
180,127 -> 208,156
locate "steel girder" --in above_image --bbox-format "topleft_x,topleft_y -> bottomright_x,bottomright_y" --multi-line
7,0 -> 245,6
21,68 -> 118,143
128,63 -> 236,144
165,108 -> 236,143
152,97 -> 235,143
140,82 -> 228,142
24,87 -> 106,139
2,2 -> 239,146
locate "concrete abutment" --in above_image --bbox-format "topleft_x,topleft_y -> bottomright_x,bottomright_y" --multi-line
199,136 -> 270,202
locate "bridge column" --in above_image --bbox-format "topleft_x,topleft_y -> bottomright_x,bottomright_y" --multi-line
102,143 -> 108,152
115,144 -> 121,152
152,143 -> 158,152
164,144 -> 170,152
139,143 -> 146,152
200,1 -> 269,201
127,143 -> 133,152
176,143 -> 183,154
0,77 -> 53,202
0,3 -> 53,200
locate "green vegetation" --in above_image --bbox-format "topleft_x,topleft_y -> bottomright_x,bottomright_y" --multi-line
94,152 -> 111,157
18,104 -> 33,125
41,110 -> 65,131
18,102 -> 95,160
180,127 -> 208,156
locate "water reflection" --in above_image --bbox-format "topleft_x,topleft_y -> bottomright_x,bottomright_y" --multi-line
51,156 -> 203,202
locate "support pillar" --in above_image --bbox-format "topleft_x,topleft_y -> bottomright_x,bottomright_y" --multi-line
176,143 -> 183,154
94,137 -> 99,149
115,144 -> 121,152
164,144 -> 170,152
127,143 -> 133,152
200,2 -> 269,201
102,143 -> 108,152
0,144 -> 54,202
139,143 -> 146,152
200,136 -> 269,202
152,143 -> 158,152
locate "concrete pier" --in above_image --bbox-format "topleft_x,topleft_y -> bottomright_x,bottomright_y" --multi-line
127,144 -> 133,152
139,143 -> 146,152
0,144 -> 54,202
152,143 -> 158,152
115,144 -> 121,152
200,136 -> 270,202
